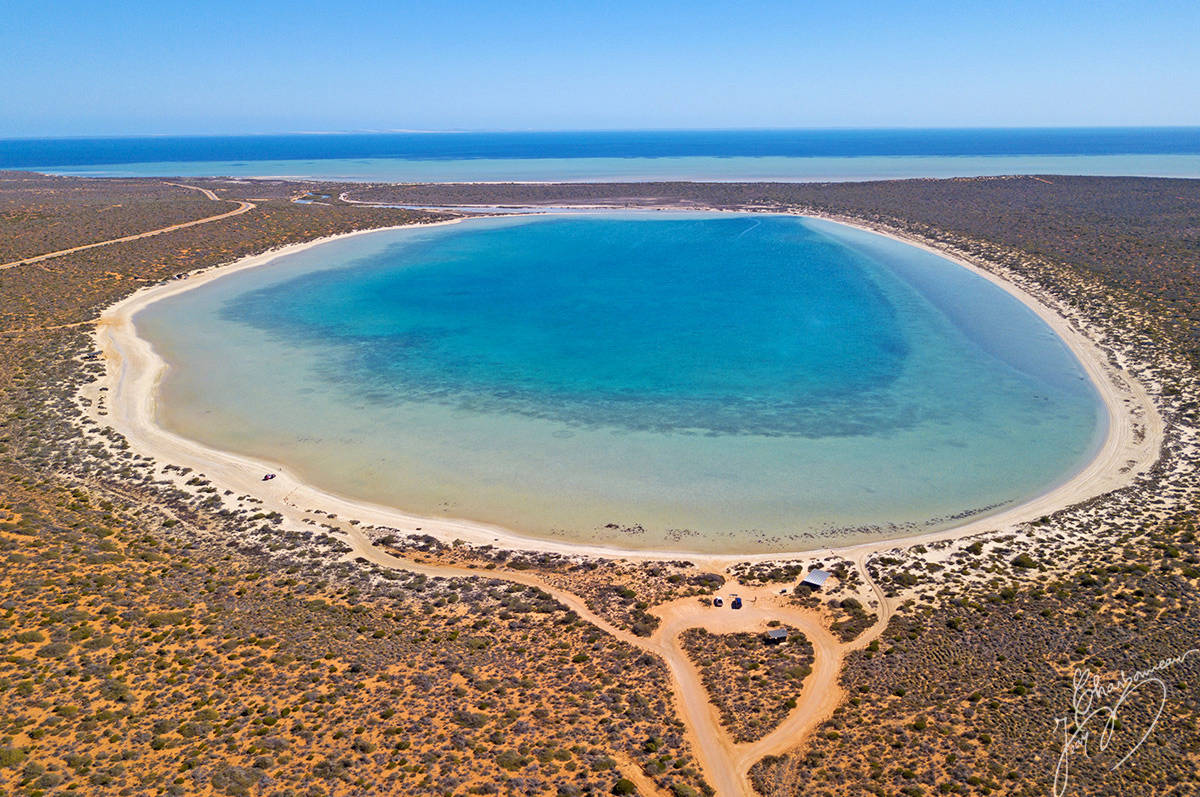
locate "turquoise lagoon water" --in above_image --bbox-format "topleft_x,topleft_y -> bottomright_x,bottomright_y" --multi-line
136,214 -> 1106,552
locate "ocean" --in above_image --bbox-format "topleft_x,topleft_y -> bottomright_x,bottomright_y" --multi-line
4,128 -> 1199,182
135,213 -> 1106,553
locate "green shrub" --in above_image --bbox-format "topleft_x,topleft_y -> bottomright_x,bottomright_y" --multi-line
0,747 -> 27,767
495,750 -> 527,771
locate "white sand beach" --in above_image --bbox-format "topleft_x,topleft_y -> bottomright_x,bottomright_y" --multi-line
87,213 -> 1163,566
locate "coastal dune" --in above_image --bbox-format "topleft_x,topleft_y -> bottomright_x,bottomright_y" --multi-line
89,213 -> 1163,565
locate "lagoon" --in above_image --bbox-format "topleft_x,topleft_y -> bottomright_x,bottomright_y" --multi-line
135,214 -> 1106,552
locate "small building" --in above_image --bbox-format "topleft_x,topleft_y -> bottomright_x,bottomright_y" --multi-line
765,628 -> 788,644
800,569 -> 831,590
731,596 -> 743,610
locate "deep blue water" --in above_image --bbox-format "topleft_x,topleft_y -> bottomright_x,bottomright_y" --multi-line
5,129 -> 1199,182
4,128 -> 1200,166
225,216 -> 912,437
137,214 -> 1106,552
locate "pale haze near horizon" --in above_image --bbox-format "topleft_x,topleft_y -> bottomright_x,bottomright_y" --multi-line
1,0 -> 1198,137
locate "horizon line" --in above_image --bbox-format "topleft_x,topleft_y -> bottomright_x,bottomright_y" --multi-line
4,124 -> 1200,142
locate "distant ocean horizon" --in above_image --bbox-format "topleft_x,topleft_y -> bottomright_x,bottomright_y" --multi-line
3,127 -> 1199,182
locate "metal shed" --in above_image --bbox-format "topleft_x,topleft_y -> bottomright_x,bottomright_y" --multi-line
800,569 -> 831,589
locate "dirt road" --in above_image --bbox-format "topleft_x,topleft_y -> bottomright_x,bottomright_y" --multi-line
0,182 -> 254,271
335,524 -> 892,796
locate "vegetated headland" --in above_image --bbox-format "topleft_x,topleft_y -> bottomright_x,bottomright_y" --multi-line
0,170 -> 1197,796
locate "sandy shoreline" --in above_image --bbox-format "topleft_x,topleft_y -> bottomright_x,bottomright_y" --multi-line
89,211 -> 1163,566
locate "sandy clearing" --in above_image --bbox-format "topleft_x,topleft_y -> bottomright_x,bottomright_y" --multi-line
331,520 -> 892,796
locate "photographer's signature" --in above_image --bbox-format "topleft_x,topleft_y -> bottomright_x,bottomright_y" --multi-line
1053,648 -> 1198,797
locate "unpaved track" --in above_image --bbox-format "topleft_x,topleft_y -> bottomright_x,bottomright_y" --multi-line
164,182 -> 221,201
336,523 -> 892,796
73,199 -> 1159,793
94,303 -> 890,795
0,320 -> 96,335
0,182 -> 254,271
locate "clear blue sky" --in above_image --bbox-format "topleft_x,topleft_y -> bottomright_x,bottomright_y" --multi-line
2,0 -> 1198,137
